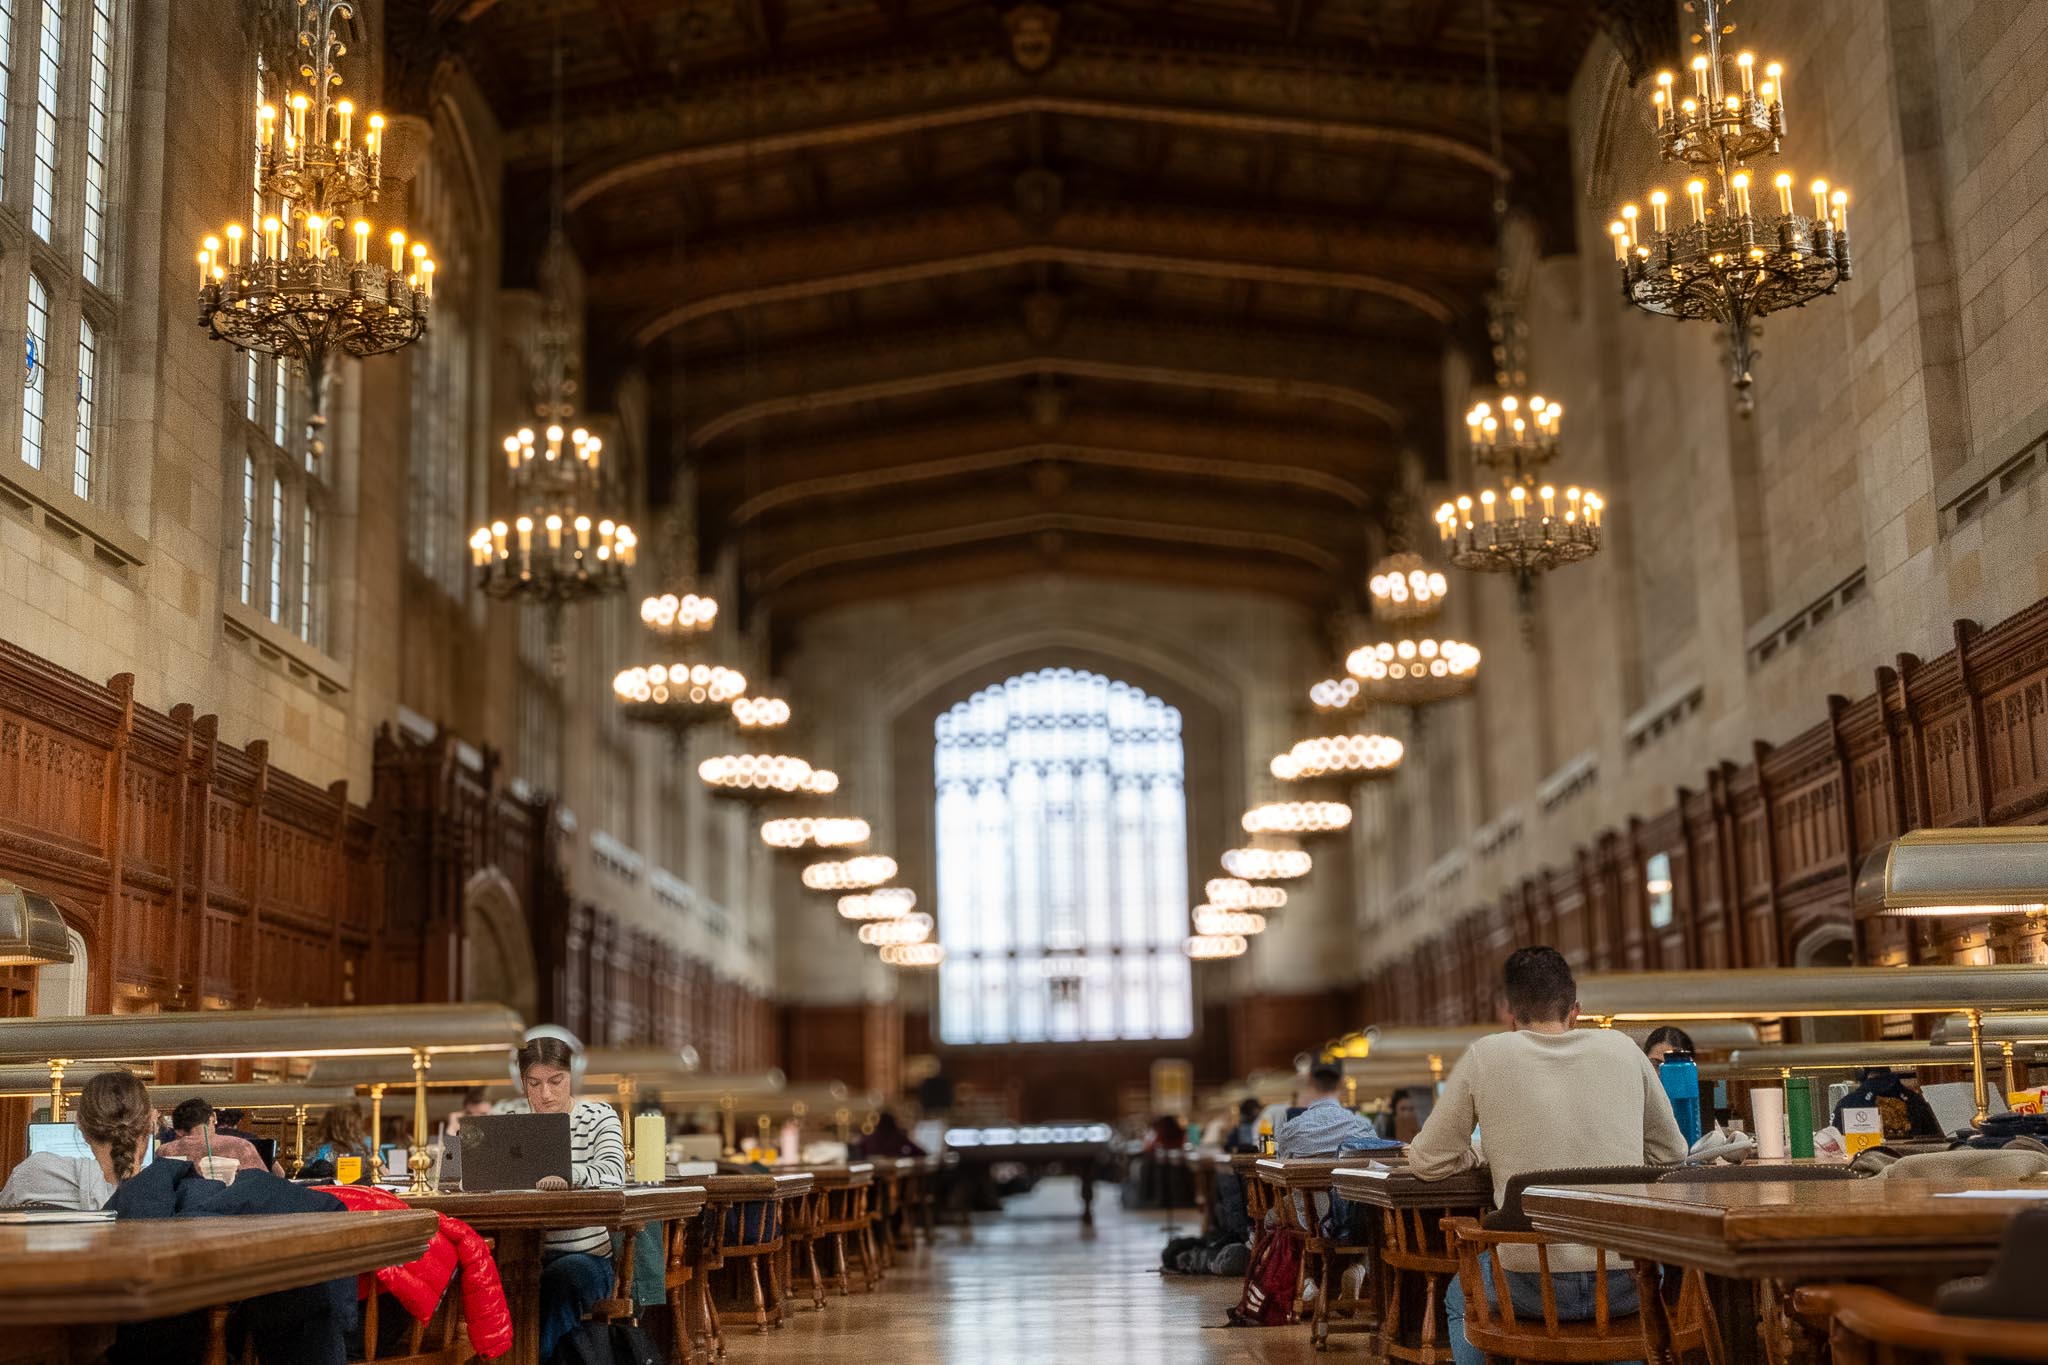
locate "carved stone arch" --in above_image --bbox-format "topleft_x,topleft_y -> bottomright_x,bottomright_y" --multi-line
461,868 -> 539,1024
1791,922 -> 1859,1043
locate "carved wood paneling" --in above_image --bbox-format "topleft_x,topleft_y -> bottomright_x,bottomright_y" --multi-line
1364,600 -> 2048,1023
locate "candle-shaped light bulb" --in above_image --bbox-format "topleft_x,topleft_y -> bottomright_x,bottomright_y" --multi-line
1691,54 -> 1710,100
1610,220 -> 1628,260
388,230 -> 406,272
1811,179 -> 1829,221
225,223 -> 243,265
1725,94 -> 1741,114
258,103 -> 276,149
1501,395 -> 1519,413
1649,189 -> 1669,233
545,514 -> 563,550
1766,62 -> 1783,104
1621,204 -> 1639,245
1736,52 -> 1755,94
197,248 -> 212,287
1774,172 -> 1793,216
366,113 -> 384,165
263,215 -> 282,259
336,99 -> 353,148
352,220 -> 370,263
1731,171 -> 1751,218
1680,97 -> 1698,119
1652,87 -> 1667,126
289,93 -> 309,152
502,435 -> 520,468
306,214 -> 325,257
420,259 -> 434,297
1480,489 -> 1496,522
1687,179 -> 1707,224
1540,485 -> 1556,517
575,515 -> 592,549
1831,190 -> 1849,235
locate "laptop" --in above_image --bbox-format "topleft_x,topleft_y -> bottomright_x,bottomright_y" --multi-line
29,1121 -> 153,1169
459,1113 -> 571,1192
249,1136 -> 277,1170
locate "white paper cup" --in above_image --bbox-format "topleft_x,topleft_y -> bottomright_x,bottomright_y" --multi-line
196,1155 -> 239,1185
1751,1087 -> 1787,1160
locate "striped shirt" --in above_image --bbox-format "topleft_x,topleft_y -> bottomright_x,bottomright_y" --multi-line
497,1098 -> 627,1256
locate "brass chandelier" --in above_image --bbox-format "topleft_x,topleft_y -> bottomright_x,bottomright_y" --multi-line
1436,8 -> 1604,591
1611,0 -> 1850,411
1328,549 -> 1481,707
803,856 -> 899,892
1184,933 -> 1247,961
198,0 -> 429,461
1206,878 -> 1286,911
1193,907 -> 1267,938
1243,802 -> 1351,837
839,888 -> 916,920
881,943 -> 945,968
699,752 -> 839,801
1221,846 -> 1312,881
762,817 -> 872,851
1271,733 -> 1403,784
616,495 -> 747,735
469,44 -> 635,640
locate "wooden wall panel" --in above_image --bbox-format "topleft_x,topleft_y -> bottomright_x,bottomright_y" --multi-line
1365,600 -> 2048,1024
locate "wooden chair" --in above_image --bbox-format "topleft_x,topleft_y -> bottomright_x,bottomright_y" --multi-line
1441,1216 -> 1651,1364
1377,1200 -> 1468,1365
698,1186 -> 790,1348
1796,1284 -> 2048,1365
205,1288 -> 469,1365
805,1167 -> 879,1296
1261,1163 -> 1380,1351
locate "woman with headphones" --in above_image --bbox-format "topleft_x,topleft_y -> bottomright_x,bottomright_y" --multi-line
502,1026 -> 628,1361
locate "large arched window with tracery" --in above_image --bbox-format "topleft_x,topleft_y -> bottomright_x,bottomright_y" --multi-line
935,667 -> 1193,1044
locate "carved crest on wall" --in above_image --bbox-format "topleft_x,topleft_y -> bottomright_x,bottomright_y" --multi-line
1003,3 -> 1061,73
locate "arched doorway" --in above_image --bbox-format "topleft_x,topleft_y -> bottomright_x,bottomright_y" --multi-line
1793,924 -> 1859,1043
461,869 -> 539,1023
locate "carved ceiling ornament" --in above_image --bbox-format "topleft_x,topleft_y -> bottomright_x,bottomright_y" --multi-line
1003,3 -> 1062,74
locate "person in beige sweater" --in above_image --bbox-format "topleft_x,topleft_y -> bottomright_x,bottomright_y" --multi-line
1409,946 -> 1686,1365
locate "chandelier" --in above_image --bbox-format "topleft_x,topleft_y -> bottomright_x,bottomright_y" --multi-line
1332,546 -> 1482,706
1369,554 -> 1447,622
1271,734 -> 1403,783
881,943 -> 945,968
803,856 -> 898,892
762,817 -> 871,851
1243,802 -> 1351,836
1611,0 -> 1849,410
1184,934 -> 1247,961
614,660 -> 747,729
858,913 -> 934,947
1193,907 -> 1267,937
731,696 -> 792,731
1222,846 -> 1312,881
641,591 -> 717,636
1206,878 -> 1286,911
700,753 -> 838,800
1436,17 -> 1604,591
198,0 -> 429,462
839,889 -> 916,920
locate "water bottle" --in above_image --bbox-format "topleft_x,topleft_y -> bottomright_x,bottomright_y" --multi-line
1659,1051 -> 1702,1147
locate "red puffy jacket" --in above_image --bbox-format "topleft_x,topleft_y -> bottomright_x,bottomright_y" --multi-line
318,1184 -> 513,1359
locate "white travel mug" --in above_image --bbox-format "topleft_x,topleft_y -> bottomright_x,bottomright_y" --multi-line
1751,1087 -> 1787,1159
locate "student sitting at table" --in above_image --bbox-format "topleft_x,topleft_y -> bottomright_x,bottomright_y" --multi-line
500,1027 -> 628,1362
158,1097 -> 268,1173
1276,1062 -> 1399,1158
1642,1025 -> 1695,1065
1,1070 -> 156,1209
1410,946 -> 1686,1365
309,1099 -> 377,1171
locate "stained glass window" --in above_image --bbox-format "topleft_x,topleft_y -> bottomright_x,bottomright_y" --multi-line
935,667 -> 1193,1044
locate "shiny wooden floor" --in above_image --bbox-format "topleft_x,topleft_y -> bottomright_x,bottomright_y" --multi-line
727,1177 -> 1326,1362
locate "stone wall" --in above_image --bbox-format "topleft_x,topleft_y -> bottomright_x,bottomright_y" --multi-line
1358,0 -> 2048,977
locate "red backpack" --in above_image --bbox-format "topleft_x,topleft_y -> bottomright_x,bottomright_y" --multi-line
1228,1226 -> 1302,1326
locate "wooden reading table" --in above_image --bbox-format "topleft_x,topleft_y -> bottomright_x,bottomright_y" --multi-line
1330,1164 -> 1493,1365
946,1136 -> 1113,1224
405,1186 -> 707,1365
0,1210 -> 436,1363
1521,1176 -> 2046,1365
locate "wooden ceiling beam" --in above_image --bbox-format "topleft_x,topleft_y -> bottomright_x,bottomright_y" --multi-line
698,410 -> 1393,491
679,317 -> 1430,444
610,201 -> 1480,344
501,41 -> 1566,172
557,91 -> 1524,208
725,440 -> 1378,523
756,512 -> 1347,593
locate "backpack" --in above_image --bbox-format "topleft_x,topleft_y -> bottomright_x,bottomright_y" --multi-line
1226,1226 -> 1301,1326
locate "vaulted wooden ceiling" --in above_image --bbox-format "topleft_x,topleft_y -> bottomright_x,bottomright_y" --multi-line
417,0 -> 1669,626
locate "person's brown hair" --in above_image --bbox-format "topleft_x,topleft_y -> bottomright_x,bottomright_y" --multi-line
320,1099 -> 368,1153
517,1035 -> 577,1078
74,1071 -> 152,1184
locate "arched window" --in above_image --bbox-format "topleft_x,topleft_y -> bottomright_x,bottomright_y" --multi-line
935,667 -> 1193,1045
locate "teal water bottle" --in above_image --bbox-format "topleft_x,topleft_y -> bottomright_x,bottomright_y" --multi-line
1658,1052 -> 1701,1147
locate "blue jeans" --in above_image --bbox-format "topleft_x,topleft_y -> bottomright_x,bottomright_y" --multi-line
540,1251 -> 615,1362
1444,1250 -> 1640,1365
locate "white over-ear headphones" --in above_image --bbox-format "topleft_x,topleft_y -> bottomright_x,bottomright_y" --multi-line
514,1024 -> 588,1090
